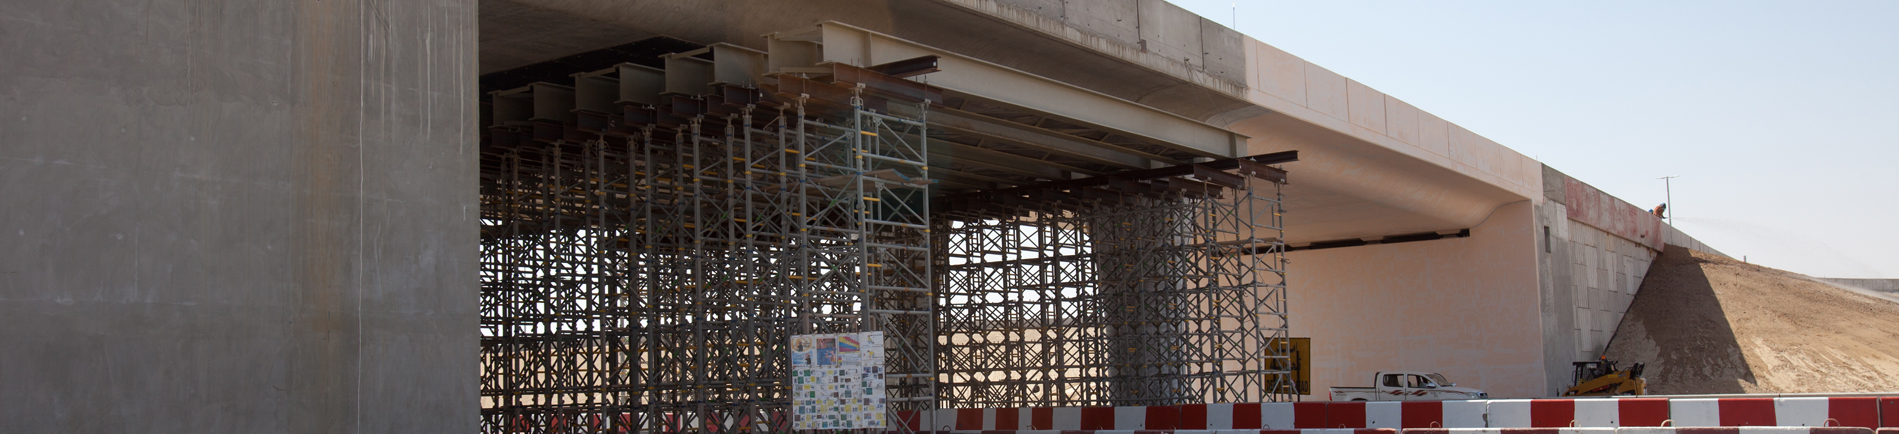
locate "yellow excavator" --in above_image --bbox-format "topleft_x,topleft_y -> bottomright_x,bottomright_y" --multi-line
1563,357 -> 1647,396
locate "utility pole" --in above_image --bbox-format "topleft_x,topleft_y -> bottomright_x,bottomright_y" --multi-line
1658,175 -> 1679,225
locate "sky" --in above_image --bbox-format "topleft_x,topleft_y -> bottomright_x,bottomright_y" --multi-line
1170,0 -> 1899,278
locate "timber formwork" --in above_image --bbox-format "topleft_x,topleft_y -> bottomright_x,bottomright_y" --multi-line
476,37 -> 1296,434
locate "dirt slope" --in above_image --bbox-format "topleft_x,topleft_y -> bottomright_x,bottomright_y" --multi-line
1602,246 -> 1899,394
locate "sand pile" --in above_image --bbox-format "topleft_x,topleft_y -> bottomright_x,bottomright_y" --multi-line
1602,246 -> 1899,394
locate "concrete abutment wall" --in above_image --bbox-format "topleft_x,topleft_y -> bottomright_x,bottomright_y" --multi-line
0,1 -> 479,432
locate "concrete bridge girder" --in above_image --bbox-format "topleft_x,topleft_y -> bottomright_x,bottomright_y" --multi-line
1230,112 -> 1526,245
779,22 -> 1248,161
477,0 -> 1539,246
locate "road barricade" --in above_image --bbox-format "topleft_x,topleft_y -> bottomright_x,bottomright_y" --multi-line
1880,397 -> 1898,429
1400,428 -> 1617,434
1671,398 -> 1883,429
911,394 -> 1898,434
1483,399 -> 1672,428
1618,427 -> 1872,434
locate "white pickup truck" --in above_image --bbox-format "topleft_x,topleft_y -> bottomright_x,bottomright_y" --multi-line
1329,371 -> 1489,401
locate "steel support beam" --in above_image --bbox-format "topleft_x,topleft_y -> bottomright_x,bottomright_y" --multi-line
946,151 -> 1298,199
929,108 -> 1163,170
926,140 -> 1092,180
770,22 -> 1248,159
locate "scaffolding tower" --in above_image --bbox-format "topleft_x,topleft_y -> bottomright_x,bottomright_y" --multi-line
480,79 -> 936,433
934,161 -> 1295,409
476,39 -> 1297,434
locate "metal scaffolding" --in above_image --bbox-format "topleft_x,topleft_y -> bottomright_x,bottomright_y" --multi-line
480,82 -> 936,432
474,35 -> 1297,434
935,161 -> 1294,408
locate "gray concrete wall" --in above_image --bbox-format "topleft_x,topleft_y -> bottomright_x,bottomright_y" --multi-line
1536,164 -> 1731,396
0,1 -> 478,432
1534,185 -> 1659,396
986,0 -> 1247,84
1561,220 -> 1655,360
1664,223 -> 1728,257
1533,200 -> 1577,396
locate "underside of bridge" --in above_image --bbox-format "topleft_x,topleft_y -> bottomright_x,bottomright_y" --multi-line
476,9 -> 1300,433
0,0 -> 1742,431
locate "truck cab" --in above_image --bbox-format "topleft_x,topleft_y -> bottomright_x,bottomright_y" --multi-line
1329,371 -> 1489,401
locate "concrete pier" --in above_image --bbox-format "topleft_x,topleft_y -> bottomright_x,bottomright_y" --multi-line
0,1 -> 479,432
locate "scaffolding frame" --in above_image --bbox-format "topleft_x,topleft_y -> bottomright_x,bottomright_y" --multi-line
475,41 -> 1300,433
480,88 -> 936,433
934,162 -> 1294,408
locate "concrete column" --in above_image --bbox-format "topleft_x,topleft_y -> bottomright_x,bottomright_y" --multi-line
0,1 -> 478,432
1089,202 -> 1190,405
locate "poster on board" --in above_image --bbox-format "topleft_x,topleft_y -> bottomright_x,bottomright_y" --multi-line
790,331 -> 886,430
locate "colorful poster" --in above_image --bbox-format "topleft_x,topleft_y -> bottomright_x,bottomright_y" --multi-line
790,332 -> 887,430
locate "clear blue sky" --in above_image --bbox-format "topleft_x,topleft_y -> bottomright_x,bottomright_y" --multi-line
1172,0 -> 1899,278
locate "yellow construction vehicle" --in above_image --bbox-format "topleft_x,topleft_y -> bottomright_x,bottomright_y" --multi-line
1563,358 -> 1647,396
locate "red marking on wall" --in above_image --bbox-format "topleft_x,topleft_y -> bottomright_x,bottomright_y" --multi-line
1565,176 -> 1666,251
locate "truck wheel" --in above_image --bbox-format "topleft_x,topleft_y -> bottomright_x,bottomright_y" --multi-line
1352,398 -> 1368,402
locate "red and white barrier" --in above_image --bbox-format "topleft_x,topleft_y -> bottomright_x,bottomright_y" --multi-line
913,395 -> 1894,433
1671,398 -> 1775,427
1879,397 -> 1898,428
1352,401 -> 1488,429
1618,427 -> 1873,434
1401,428 -> 1616,434
1776,397 -> 1881,428
1260,402 -> 1327,429
1257,429 -> 1401,434
1483,399 -> 1671,428
1671,398 -> 1883,428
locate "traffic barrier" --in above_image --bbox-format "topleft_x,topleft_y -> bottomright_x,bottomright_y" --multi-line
1617,427 -> 1873,434
1203,403 -> 1270,429
1672,398 -> 1778,427
1260,402 -> 1332,429
1259,429 -> 1401,434
1401,428 -> 1616,434
1354,401 -> 1486,429
1484,399 -> 1671,428
1773,397 -> 1881,428
1882,397 -> 1898,428
917,395 -> 1897,433
1670,398 -> 1884,429
939,430 -> 1397,434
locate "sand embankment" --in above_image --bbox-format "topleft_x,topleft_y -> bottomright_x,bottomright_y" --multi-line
1602,246 -> 1899,394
